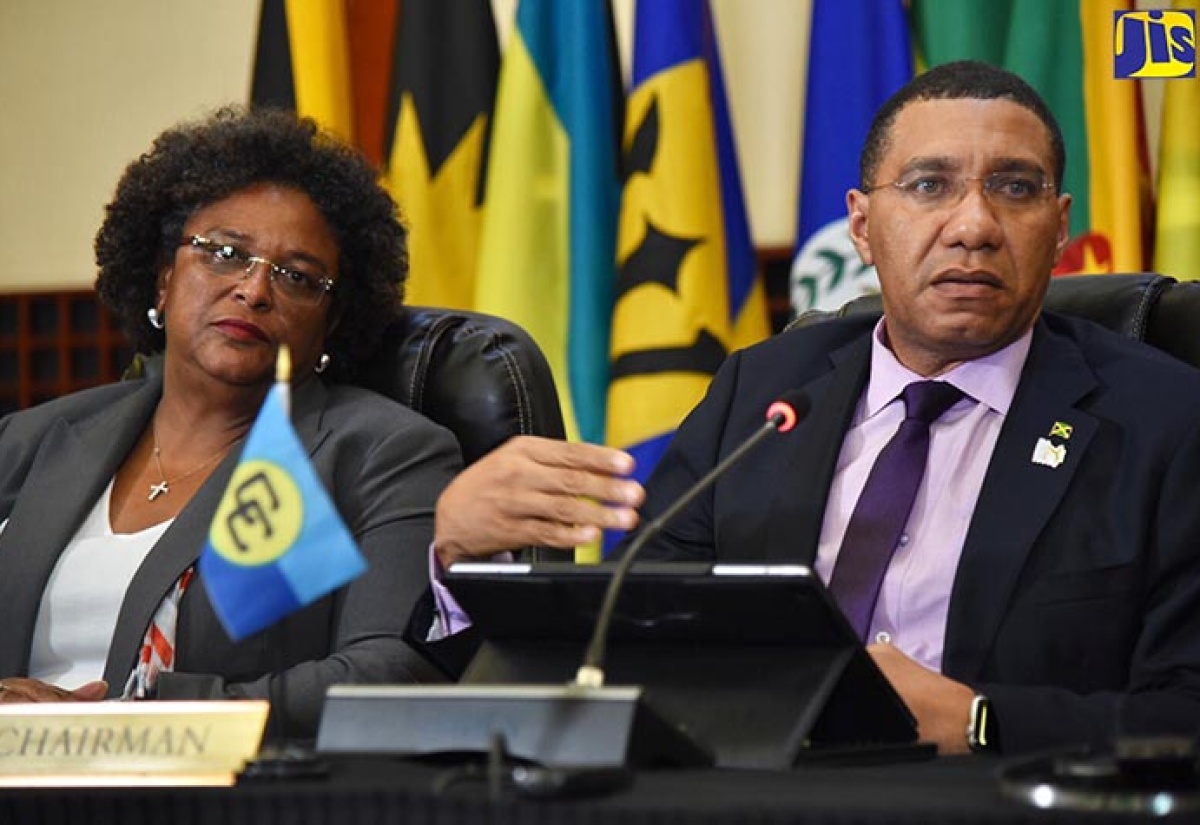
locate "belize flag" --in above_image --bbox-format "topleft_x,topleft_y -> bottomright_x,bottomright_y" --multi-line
199,350 -> 365,641
790,0 -> 911,315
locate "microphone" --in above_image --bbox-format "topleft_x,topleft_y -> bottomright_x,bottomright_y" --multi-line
575,389 -> 810,689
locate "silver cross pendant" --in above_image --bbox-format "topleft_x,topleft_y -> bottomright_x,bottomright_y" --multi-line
148,481 -> 169,501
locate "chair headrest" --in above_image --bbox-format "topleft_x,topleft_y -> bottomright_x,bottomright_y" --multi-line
356,307 -> 566,465
787,273 -> 1200,370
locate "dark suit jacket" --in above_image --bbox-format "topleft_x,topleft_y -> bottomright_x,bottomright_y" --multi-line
0,361 -> 462,739
636,312 -> 1200,754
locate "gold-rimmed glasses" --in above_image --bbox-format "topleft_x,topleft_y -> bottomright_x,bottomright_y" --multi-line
180,235 -> 335,306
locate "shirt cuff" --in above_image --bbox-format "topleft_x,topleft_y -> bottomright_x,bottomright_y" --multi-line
426,543 -> 513,641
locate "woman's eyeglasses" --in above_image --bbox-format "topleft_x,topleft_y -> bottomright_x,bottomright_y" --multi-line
180,235 -> 334,306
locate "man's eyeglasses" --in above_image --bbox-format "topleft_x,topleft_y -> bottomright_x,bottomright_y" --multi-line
864,171 -> 1057,212
180,235 -> 335,306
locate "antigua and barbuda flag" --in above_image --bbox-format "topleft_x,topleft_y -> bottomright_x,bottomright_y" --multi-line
385,0 -> 499,310
250,0 -> 355,145
199,348 -> 365,641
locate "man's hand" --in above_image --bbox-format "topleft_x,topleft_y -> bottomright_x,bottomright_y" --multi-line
868,643 -> 975,755
434,436 -> 644,568
0,677 -> 108,703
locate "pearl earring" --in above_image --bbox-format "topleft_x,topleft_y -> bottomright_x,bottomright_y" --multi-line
315,353 -> 331,374
147,307 -> 164,329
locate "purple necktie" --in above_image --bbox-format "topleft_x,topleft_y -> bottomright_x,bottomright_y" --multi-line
828,380 -> 964,641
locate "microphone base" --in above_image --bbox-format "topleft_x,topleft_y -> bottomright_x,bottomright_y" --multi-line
464,638 -> 923,769
315,684 -> 714,769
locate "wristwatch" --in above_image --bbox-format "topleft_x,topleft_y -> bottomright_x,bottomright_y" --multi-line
967,694 -> 998,753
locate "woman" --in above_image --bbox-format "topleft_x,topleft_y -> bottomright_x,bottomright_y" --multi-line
0,107 -> 462,738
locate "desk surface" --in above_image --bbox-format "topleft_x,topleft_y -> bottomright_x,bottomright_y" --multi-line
1,754 -> 1189,824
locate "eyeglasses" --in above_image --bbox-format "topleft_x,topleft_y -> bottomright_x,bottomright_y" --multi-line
864,171 -> 1057,212
180,235 -> 335,306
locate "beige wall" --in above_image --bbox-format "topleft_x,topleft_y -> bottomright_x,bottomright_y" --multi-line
0,1 -> 260,291
712,0 -> 809,252
0,0 -> 808,292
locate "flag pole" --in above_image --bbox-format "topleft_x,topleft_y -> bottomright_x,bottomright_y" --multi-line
276,345 -> 292,417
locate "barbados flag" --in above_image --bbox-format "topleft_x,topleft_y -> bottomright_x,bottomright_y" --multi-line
473,0 -> 622,447
607,0 -> 770,501
199,362 -> 365,641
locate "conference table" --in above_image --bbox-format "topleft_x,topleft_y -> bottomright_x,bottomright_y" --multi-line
1,751 -> 1192,824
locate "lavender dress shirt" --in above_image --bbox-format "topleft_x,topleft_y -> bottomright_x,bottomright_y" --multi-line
813,320 -> 1031,670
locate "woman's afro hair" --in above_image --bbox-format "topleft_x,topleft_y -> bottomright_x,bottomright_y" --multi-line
94,106 -> 408,382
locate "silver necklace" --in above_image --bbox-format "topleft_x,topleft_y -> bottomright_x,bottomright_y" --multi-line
148,422 -> 242,501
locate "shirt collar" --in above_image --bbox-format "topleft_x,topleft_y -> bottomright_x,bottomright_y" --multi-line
864,317 -> 1033,418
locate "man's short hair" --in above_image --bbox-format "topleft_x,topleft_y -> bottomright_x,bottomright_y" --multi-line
859,60 -> 1066,192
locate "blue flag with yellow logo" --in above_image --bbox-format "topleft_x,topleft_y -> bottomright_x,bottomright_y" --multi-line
199,383 -> 365,641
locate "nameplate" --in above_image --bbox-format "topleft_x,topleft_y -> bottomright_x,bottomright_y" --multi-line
0,700 -> 269,786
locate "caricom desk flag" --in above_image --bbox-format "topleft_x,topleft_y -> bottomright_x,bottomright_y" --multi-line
199,349 -> 366,641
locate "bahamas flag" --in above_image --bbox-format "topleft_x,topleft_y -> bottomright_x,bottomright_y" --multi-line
251,0 -> 355,144
473,0 -> 622,448
911,0 -> 1152,274
199,365 -> 365,641
790,0 -> 911,314
607,0 -> 770,497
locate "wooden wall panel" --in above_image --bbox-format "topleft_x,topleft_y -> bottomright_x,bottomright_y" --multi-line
0,292 -> 133,414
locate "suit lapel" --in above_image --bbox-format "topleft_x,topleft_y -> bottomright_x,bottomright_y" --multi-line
103,376 -> 333,687
289,376 -> 332,455
943,321 -> 1098,681
0,382 -> 159,676
762,336 -> 871,564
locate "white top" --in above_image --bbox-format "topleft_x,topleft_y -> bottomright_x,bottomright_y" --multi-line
25,480 -> 172,690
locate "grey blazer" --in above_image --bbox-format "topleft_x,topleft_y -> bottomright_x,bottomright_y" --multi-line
0,362 -> 462,739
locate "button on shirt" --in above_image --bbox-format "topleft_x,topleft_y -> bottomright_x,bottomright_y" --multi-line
813,320 -> 1032,671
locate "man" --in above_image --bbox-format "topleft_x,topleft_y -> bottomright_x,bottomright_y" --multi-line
434,61 -> 1200,756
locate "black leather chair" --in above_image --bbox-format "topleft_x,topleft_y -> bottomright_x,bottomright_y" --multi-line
363,306 -> 568,577
789,273 -> 1200,369
361,307 -> 569,674
356,307 -> 566,465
